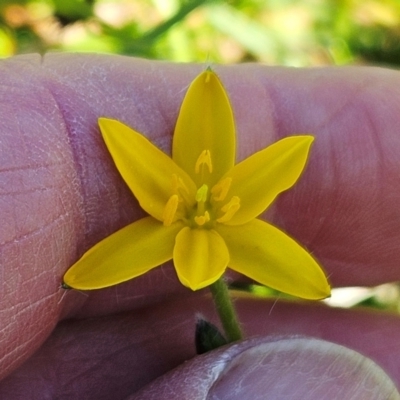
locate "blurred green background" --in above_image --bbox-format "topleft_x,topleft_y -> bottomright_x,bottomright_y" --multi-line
1,0 -> 400,67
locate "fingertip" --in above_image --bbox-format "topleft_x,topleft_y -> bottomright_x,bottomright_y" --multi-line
131,336 -> 399,400
208,337 -> 399,399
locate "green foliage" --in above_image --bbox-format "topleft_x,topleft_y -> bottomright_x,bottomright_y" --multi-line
52,0 -> 93,24
0,0 -> 399,66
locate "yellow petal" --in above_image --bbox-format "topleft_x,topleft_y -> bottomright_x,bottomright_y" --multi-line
173,69 -> 235,187
63,217 -> 183,290
219,136 -> 314,225
173,227 -> 229,290
99,118 -> 196,221
217,219 -> 330,299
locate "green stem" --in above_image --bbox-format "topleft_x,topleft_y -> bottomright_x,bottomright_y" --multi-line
209,277 -> 243,342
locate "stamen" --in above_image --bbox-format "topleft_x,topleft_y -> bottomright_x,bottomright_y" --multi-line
195,184 -> 209,203
171,173 -> 192,206
211,177 -> 232,202
217,196 -> 241,223
194,211 -> 210,226
172,174 -> 189,195
163,195 -> 179,226
195,150 -> 213,174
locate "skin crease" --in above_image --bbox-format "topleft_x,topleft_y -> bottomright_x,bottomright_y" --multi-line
1,54 -> 400,397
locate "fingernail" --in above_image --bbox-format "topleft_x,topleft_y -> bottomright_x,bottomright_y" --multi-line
208,337 -> 399,399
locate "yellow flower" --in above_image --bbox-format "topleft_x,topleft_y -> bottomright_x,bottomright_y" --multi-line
63,69 -> 330,299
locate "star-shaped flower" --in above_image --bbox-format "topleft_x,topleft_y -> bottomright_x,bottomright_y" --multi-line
63,69 -> 330,299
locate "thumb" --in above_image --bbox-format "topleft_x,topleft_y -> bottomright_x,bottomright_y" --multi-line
131,336 -> 399,400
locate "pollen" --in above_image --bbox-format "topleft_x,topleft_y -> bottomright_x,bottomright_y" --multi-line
217,196 -> 241,223
211,177 -> 232,202
163,195 -> 179,226
195,150 -> 213,174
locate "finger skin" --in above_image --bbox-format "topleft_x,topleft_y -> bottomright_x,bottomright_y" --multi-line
2,54 -> 400,379
0,297 -> 399,399
133,338 -> 399,400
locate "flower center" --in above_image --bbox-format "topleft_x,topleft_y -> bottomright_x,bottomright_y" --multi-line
193,184 -> 211,226
162,150 -> 241,227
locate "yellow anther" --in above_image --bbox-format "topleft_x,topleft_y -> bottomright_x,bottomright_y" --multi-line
195,150 -> 213,174
163,195 -> 179,226
172,174 -> 189,195
221,196 -> 240,212
194,211 -> 210,226
217,196 -> 241,223
195,184 -> 209,203
211,177 -> 232,202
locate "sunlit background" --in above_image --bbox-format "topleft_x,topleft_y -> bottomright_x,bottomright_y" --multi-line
2,0 -> 400,310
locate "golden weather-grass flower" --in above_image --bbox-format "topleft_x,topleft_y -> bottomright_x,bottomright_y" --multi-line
63,69 -> 330,299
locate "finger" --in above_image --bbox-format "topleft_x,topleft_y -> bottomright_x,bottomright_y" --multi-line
133,337 -> 398,400
1,296 -> 400,398
2,54 -> 400,379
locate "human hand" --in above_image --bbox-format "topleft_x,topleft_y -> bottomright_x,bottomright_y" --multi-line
0,54 -> 400,398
